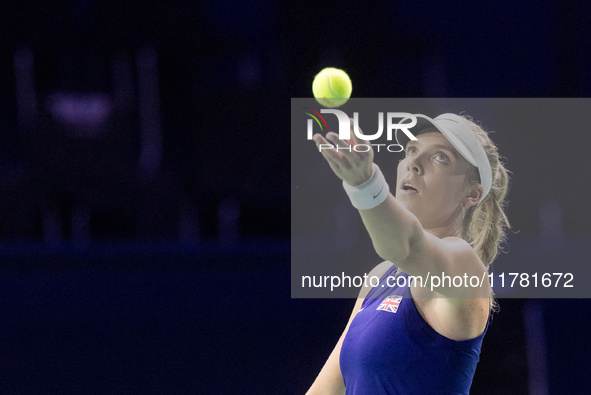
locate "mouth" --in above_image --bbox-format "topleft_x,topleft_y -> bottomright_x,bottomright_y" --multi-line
400,181 -> 419,194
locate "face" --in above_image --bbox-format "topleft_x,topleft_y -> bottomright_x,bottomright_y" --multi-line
396,129 -> 479,231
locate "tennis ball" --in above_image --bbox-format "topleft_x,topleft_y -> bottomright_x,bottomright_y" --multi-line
312,67 -> 352,108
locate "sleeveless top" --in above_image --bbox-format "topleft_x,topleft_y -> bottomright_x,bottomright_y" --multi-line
340,264 -> 488,394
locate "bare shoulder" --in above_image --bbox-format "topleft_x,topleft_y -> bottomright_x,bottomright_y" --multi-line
403,233 -> 489,296
410,237 -> 491,340
417,235 -> 490,297
439,236 -> 482,270
419,295 -> 490,341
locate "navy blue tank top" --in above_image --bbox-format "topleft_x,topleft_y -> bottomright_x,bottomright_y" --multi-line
340,264 -> 488,394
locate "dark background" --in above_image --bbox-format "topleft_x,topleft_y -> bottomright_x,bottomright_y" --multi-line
0,0 -> 590,393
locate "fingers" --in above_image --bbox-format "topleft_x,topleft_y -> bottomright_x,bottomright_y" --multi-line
326,131 -> 352,152
313,133 -> 348,166
312,117 -> 374,168
312,124 -> 375,185
312,133 -> 350,177
314,132 -> 357,167
349,118 -> 370,147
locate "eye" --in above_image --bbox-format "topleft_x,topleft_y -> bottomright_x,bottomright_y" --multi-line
405,146 -> 417,156
435,152 -> 450,163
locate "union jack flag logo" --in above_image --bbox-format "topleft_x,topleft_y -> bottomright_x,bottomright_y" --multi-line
377,295 -> 403,313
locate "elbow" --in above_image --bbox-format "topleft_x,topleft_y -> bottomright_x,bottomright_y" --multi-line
374,240 -> 411,264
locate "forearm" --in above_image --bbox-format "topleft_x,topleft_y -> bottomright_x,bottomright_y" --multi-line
358,193 -> 423,263
312,129 -> 423,263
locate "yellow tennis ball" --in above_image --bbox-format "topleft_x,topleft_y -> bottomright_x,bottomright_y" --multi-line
312,67 -> 352,108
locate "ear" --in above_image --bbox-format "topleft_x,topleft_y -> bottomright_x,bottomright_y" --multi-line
462,184 -> 483,209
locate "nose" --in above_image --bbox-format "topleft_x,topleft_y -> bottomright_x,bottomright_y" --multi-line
406,155 -> 423,175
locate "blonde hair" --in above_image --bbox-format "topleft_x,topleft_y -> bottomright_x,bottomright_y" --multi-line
460,115 -> 511,269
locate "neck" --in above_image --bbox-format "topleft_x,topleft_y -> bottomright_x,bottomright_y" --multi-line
425,224 -> 462,239
423,210 -> 464,239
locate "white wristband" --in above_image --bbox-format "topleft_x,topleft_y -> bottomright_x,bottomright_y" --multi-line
342,163 -> 390,210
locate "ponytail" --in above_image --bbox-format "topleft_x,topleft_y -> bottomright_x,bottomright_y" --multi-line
460,116 -> 511,268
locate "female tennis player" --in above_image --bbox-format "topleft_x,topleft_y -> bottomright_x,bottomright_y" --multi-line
306,114 -> 510,394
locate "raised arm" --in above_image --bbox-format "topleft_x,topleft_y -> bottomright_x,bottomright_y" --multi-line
312,121 -> 488,298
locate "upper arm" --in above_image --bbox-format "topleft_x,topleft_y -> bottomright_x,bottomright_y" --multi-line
306,261 -> 393,395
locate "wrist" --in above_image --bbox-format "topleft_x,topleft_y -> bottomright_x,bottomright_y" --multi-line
342,163 -> 390,210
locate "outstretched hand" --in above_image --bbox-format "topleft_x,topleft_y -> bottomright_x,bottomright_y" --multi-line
312,118 -> 374,187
